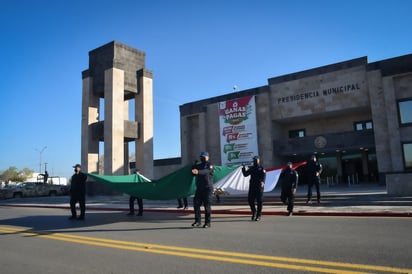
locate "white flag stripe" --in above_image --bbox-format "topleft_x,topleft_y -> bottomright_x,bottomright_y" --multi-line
214,167 -> 249,194
214,167 -> 283,194
263,168 -> 282,192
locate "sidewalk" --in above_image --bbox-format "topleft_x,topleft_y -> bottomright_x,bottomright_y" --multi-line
1,184 -> 411,217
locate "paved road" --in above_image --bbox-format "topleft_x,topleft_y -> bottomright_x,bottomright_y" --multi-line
1,206 -> 411,273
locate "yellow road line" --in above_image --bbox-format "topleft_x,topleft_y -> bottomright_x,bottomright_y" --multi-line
1,226 -> 410,274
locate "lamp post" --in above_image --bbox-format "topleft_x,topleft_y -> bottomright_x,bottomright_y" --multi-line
35,146 -> 47,173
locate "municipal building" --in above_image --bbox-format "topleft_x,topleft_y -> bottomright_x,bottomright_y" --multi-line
177,54 -> 412,189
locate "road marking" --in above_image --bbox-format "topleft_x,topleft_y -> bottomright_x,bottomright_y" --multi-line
1,225 -> 411,274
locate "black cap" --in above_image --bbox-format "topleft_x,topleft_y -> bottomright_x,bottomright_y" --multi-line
72,164 -> 81,168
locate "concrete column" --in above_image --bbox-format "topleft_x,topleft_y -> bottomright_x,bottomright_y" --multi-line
124,100 -> 129,174
256,93 -> 273,167
368,70 -> 391,176
180,114 -> 201,165
81,74 -> 99,174
135,69 -> 154,179
180,116 -> 190,165
124,142 -> 129,174
382,76 -> 403,171
104,68 -> 125,175
206,104 -> 220,165
198,112 -> 207,155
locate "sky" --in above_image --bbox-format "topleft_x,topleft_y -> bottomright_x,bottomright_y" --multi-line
1,0 -> 411,180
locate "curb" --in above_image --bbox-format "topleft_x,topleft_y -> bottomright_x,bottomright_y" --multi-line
1,204 -> 411,218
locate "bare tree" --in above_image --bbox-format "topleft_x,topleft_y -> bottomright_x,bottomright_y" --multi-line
0,166 -> 34,184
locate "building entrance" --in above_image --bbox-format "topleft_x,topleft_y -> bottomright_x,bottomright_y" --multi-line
292,149 -> 378,186
342,158 -> 361,184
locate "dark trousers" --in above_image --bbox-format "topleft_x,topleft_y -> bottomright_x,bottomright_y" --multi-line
70,193 -> 85,218
248,187 -> 263,217
307,180 -> 321,201
281,188 -> 295,213
177,197 -> 188,208
193,190 -> 212,224
129,196 -> 143,215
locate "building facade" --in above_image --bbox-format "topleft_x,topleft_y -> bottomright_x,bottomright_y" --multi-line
179,54 -> 412,184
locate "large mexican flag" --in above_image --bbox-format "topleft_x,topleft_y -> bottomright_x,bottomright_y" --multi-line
87,162 -> 306,200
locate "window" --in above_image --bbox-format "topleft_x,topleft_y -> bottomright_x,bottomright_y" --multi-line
365,121 -> 373,129
403,143 -> 412,169
398,99 -> 412,125
355,123 -> 363,131
354,120 -> 373,131
289,129 -> 305,138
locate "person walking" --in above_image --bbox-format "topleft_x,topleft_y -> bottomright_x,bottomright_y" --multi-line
69,164 -> 88,220
177,197 -> 188,209
306,155 -> 323,204
127,196 -> 143,216
242,156 -> 266,221
127,168 -> 144,216
280,162 -> 298,216
43,170 -> 49,183
191,151 -> 214,228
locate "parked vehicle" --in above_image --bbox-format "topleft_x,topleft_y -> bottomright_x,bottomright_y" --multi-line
0,182 -> 68,199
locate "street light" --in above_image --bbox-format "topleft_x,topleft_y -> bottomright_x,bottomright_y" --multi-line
35,146 -> 47,173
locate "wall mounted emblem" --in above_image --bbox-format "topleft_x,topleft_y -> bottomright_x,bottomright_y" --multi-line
314,136 -> 327,149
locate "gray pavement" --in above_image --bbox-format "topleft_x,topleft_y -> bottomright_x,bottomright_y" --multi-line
1,184 -> 411,217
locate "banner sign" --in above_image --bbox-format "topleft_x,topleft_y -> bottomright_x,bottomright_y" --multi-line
218,95 -> 259,165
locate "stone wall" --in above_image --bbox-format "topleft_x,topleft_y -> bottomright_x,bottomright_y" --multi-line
386,173 -> 412,196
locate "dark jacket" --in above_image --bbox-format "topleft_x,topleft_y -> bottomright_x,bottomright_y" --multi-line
242,164 -> 266,189
281,167 -> 298,190
70,172 -> 87,196
306,160 -> 322,182
192,161 -> 214,192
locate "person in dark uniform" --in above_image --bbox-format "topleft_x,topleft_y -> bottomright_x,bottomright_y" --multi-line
191,151 -> 214,228
43,171 -> 49,183
127,168 -> 144,216
69,164 -> 88,220
306,155 -> 323,204
127,196 -> 143,216
280,162 -> 298,216
242,156 -> 266,221
177,197 -> 188,209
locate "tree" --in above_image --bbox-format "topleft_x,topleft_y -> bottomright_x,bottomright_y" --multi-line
0,166 -> 34,183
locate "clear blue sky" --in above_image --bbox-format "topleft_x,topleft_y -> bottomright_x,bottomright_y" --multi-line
1,0 -> 411,180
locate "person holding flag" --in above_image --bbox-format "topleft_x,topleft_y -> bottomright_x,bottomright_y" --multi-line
242,156 -> 266,221
306,155 -> 323,204
280,162 -> 299,216
191,151 -> 214,228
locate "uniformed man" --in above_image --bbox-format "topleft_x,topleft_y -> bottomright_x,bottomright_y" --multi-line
127,196 -> 143,216
69,164 -> 88,220
280,162 -> 298,216
191,151 -> 214,228
127,168 -> 144,216
242,156 -> 266,221
306,155 -> 323,204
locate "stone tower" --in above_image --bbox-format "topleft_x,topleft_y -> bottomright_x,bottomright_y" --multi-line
81,41 -> 153,178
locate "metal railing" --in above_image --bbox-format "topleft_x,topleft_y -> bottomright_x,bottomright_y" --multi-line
326,173 -> 359,187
